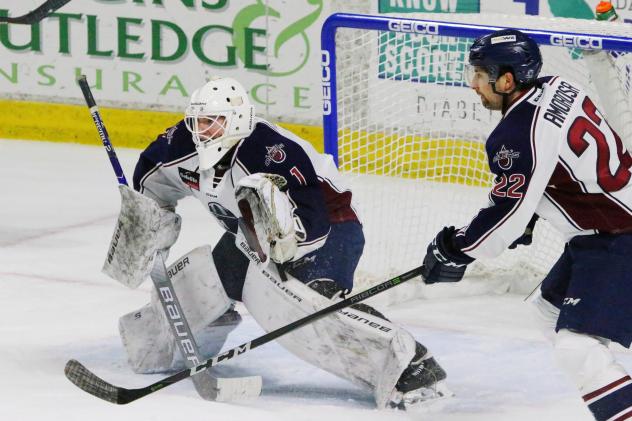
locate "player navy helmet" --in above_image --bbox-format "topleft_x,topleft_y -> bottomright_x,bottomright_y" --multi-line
468,29 -> 542,90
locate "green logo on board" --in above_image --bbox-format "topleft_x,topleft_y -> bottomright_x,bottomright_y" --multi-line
233,0 -> 323,76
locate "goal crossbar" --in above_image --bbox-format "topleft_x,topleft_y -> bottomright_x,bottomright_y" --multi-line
321,12 -> 632,165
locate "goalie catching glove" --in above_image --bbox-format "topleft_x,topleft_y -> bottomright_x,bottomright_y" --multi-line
235,173 -> 302,264
421,226 -> 474,284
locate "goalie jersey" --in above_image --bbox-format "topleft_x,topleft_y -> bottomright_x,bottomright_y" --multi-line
455,76 -> 632,259
133,117 -> 358,261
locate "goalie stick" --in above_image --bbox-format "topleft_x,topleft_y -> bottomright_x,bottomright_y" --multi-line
146,251 -> 262,401
65,264 -> 424,404
71,75 -> 262,402
0,0 -> 72,24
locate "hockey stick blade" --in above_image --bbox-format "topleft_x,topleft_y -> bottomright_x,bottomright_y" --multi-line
65,265 -> 424,404
0,0 -> 72,24
64,359 -> 140,404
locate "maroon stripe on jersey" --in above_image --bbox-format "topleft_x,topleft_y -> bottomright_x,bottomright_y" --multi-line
504,85 -> 535,116
318,179 -> 358,224
583,376 -> 632,401
614,409 -> 632,421
543,192 -> 582,230
547,162 -> 632,233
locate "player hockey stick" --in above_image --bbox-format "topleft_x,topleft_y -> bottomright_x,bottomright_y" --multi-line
65,264 -> 424,404
0,0 -> 72,24
72,75 -> 262,401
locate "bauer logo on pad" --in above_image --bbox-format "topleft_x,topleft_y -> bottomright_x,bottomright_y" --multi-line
491,35 -> 516,44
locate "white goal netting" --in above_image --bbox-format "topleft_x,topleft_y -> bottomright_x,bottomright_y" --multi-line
325,13 -> 632,296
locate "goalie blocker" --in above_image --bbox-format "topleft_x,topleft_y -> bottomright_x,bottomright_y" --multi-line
103,185 -> 181,289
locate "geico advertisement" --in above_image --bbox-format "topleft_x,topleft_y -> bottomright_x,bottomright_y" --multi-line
378,0 -> 632,21
371,0 -> 631,135
0,0 -> 327,122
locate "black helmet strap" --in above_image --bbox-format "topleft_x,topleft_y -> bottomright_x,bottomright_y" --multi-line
489,66 -> 522,114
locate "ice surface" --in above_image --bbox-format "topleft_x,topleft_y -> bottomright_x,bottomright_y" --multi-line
1,139 -> 630,420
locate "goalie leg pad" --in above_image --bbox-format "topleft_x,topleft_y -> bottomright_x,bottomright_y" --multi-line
317,282 -> 448,406
118,302 -> 174,373
103,185 -> 181,288
241,265 -> 417,408
306,279 -> 388,321
119,245 -> 236,373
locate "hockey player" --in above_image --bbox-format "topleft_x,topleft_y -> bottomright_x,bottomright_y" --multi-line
108,75 -> 449,408
420,29 -> 632,420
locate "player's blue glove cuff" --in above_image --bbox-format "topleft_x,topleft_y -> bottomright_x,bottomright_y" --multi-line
422,226 -> 475,284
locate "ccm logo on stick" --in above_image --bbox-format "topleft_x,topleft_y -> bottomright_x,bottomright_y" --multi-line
388,19 -> 439,35
550,34 -> 602,49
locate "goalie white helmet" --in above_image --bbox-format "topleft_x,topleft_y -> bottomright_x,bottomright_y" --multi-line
184,76 -> 255,170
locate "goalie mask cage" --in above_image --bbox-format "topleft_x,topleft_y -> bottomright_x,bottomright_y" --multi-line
321,13 -> 632,291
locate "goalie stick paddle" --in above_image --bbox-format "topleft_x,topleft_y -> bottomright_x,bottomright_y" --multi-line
0,0 -> 72,24
64,265 -> 424,404
147,252 -> 262,402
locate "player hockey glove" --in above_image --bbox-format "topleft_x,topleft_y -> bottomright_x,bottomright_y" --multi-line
422,226 -> 474,284
508,214 -> 538,249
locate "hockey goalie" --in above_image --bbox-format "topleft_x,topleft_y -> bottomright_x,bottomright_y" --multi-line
102,75 -> 449,409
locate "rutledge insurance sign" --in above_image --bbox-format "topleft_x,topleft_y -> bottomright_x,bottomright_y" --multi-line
0,0 -> 327,123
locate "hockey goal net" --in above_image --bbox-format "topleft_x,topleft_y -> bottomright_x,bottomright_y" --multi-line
321,13 -> 632,298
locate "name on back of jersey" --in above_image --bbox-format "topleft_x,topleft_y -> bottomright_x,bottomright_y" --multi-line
543,80 -> 580,128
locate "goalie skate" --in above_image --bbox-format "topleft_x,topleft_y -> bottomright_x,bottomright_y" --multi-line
388,343 -> 453,410
388,380 -> 453,411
